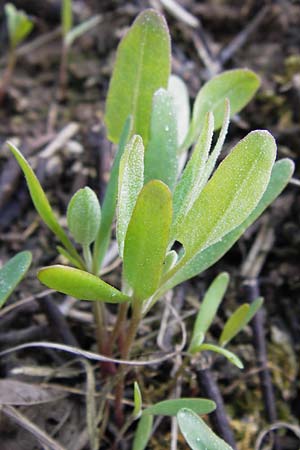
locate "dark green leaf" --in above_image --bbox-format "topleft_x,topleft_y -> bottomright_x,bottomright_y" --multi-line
38,265 -> 130,304
105,9 -> 171,144
142,398 -> 216,416
123,180 -> 172,301
0,251 -> 32,308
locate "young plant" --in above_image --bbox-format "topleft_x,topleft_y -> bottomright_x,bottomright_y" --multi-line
0,251 -> 32,309
59,0 -> 102,97
6,8 -> 295,448
0,3 -> 34,103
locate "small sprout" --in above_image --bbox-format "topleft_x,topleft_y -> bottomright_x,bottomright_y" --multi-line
133,382 -> 142,419
67,187 -> 101,247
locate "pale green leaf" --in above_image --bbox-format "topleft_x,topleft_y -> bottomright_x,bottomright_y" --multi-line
132,415 -> 153,450
182,69 -> 260,150
193,343 -> 243,369
168,74 -> 190,146
123,180 -> 172,301
117,135 -> 144,258
7,142 -> 82,265
172,112 -> 214,227
142,398 -> 216,416
144,88 -> 178,191
220,297 -> 263,347
65,15 -> 102,47
5,3 -> 34,49
93,117 -> 132,273
0,251 -> 32,308
67,187 -> 101,246
163,250 -> 178,274
38,265 -> 130,304
133,382 -> 142,418
105,9 -> 171,144
175,130 -> 276,264
189,273 -> 229,352
160,158 -> 294,293
177,408 -> 234,450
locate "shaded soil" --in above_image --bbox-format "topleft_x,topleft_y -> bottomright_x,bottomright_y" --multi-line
0,1 -> 299,449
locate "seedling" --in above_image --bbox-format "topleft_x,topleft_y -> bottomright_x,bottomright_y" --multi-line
0,3 -> 34,103
0,251 -> 32,309
7,8 -> 294,448
59,0 -> 102,97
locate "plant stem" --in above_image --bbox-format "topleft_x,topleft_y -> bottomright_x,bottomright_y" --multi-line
83,244 -> 93,273
0,50 -> 16,104
58,42 -> 69,100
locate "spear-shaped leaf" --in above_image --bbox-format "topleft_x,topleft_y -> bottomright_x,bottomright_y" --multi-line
105,9 -> 171,144
123,180 -> 172,301
132,415 -> 153,450
0,251 -> 32,308
142,398 -> 216,416
38,265 -> 130,304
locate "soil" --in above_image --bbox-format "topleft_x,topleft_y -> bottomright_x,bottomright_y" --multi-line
0,1 -> 299,450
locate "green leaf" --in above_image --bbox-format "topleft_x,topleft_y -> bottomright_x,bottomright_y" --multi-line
123,180 -> 172,301
182,69 -> 260,150
172,112 -> 214,229
117,135 -> 144,258
38,265 -> 130,304
93,117 -> 132,273
132,415 -> 153,450
65,15 -> 102,47
189,273 -> 229,352
168,74 -> 190,147
219,297 -> 263,347
133,382 -> 142,418
144,88 -> 178,191
67,187 -> 101,246
142,398 -> 216,417
62,0 -> 72,36
7,142 -> 82,265
161,158 -> 294,293
163,250 -> 178,274
175,130 -> 276,264
0,251 -> 32,308
177,408 -> 234,450
5,3 -> 33,49
193,343 -> 243,369
105,9 -> 171,144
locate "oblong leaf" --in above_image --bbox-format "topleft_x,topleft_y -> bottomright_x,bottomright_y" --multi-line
142,398 -> 216,417
7,142 -> 81,264
133,381 -> 142,418
193,343 -> 243,369
177,408 -> 234,450
117,135 -> 144,258
168,74 -> 190,146
123,180 -> 172,301
161,158 -> 294,293
144,88 -> 178,191
182,69 -> 260,150
105,9 -> 171,144
220,297 -> 264,347
132,415 -> 153,450
189,273 -> 229,352
38,265 -> 130,304
0,251 -> 32,308
176,130 -> 276,262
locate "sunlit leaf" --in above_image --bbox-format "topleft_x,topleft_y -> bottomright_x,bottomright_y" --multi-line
67,187 -> 101,246
220,297 -> 263,346
93,117 -> 132,273
132,415 -> 153,450
0,251 -> 32,308
133,382 -> 142,418
105,9 -> 171,144
173,112 -> 214,228
142,398 -> 216,416
123,180 -> 172,301
189,273 -> 229,352
168,74 -> 190,146
117,135 -> 144,258
144,88 -> 177,191
193,343 -> 243,369
182,69 -> 260,150
161,159 -> 294,293
175,131 -> 276,265
7,142 -> 82,264
5,3 -> 34,49
177,408 -> 234,450
38,265 -> 130,304
163,250 -> 178,274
